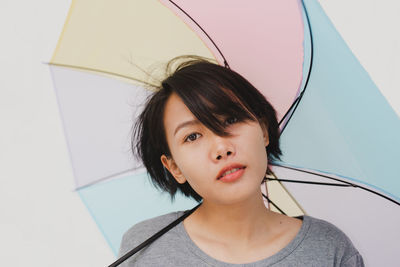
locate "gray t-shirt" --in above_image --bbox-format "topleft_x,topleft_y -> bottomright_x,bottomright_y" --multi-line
118,211 -> 364,266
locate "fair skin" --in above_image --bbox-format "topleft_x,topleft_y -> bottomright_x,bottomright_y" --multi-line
161,93 -> 302,264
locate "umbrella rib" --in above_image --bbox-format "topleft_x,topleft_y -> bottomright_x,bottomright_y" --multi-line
270,163 -> 400,206
167,0 -> 230,68
46,62 -> 159,88
74,168 -> 141,191
262,193 -> 287,215
264,177 -> 350,187
279,0 -> 314,132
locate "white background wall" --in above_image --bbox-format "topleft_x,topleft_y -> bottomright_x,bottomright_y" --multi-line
0,1 -> 398,266
0,1 -> 114,266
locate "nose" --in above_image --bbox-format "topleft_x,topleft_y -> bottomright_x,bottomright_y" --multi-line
211,135 -> 235,161
216,151 -> 232,160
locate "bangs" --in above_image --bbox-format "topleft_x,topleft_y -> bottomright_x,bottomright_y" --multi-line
166,75 -> 258,136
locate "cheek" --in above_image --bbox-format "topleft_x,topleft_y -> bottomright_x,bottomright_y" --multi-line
246,130 -> 269,169
244,129 -> 267,153
175,158 -> 208,196
173,146 -> 206,179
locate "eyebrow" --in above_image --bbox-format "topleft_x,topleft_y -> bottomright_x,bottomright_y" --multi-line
174,119 -> 201,136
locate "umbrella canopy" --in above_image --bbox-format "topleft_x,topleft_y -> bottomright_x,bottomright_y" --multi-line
49,0 -> 400,265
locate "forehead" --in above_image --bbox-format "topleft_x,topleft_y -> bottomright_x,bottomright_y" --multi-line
163,93 -> 195,133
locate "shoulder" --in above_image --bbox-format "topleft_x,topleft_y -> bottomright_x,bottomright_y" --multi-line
118,211 -> 185,257
301,216 -> 364,265
305,215 -> 352,243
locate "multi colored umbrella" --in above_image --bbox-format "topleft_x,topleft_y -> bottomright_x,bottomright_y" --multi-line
49,0 -> 400,265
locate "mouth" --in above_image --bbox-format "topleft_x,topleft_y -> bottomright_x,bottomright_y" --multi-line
217,164 -> 246,180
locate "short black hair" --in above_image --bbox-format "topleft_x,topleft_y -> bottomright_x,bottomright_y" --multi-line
132,56 -> 282,202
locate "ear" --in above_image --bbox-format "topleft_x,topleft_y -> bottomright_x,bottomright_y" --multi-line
261,123 -> 270,147
160,155 -> 187,184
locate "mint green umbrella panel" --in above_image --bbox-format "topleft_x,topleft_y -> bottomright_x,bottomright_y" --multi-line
272,1 -> 400,266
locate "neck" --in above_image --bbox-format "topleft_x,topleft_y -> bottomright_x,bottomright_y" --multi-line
186,191 -> 275,246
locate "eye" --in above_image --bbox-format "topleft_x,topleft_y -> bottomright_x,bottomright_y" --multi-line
184,133 -> 201,143
225,117 -> 238,125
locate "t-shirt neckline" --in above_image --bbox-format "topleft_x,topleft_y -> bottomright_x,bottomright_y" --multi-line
175,214 -> 311,266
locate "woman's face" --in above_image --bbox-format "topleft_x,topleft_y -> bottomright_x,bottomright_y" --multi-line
161,93 -> 269,205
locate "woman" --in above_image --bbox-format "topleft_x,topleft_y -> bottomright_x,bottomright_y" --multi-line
117,57 -> 364,266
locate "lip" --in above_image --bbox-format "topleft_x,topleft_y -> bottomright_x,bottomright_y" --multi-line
216,163 -> 246,181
